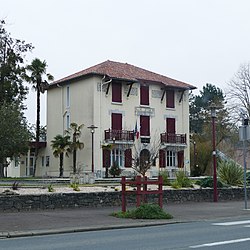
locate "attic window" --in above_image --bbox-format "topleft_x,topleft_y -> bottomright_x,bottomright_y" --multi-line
166,90 -> 175,108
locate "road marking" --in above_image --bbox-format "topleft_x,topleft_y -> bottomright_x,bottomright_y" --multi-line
189,237 -> 250,248
212,220 -> 250,226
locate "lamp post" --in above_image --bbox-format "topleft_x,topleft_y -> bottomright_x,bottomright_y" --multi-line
211,104 -> 218,202
87,125 -> 98,173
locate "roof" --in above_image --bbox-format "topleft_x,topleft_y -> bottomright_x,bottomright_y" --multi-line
51,60 -> 196,90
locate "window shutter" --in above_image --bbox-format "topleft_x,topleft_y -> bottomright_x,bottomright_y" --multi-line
112,81 -> 122,103
140,85 -> 149,105
140,115 -> 150,136
111,113 -> 122,130
125,149 -> 132,168
166,90 -> 175,108
159,149 -> 166,168
166,118 -> 175,134
178,150 -> 184,168
103,149 -> 110,168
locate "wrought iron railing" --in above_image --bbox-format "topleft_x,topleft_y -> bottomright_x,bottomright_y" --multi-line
160,133 -> 186,144
104,129 -> 135,142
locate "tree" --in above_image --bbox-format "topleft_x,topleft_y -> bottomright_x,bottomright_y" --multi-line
51,134 -> 71,177
24,58 -> 54,177
0,102 -> 31,177
66,123 -> 84,174
227,63 -> 250,120
0,20 -> 33,107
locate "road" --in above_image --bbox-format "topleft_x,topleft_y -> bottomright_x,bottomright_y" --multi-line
1,217 -> 250,250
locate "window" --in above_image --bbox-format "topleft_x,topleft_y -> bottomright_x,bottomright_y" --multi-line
66,86 -> 70,107
166,90 -> 175,108
111,149 -> 124,168
167,151 -> 176,167
42,156 -> 45,167
46,156 -> 50,167
66,113 -> 70,129
140,115 -> 150,136
166,118 -> 175,134
140,84 -> 149,105
111,113 -> 122,130
112,81 -> 122,103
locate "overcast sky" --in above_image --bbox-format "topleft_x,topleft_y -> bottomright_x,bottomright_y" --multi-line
2,0 -> 250,125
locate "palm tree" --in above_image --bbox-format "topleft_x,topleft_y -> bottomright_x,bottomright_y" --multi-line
51,134 -> 71,177
25,58 -> 54,177
66,122 -> 84,174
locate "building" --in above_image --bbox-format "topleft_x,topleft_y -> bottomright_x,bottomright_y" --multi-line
11,60 -> 196,178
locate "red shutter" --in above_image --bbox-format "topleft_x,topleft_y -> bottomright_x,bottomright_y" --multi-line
178,150 -> 184,168
159,149 -> 166,168
140,115 -> 150,136
167,118 -> 175,134
112,81 -> 122,103
112,113 -> 122,130
140,85 -> 149,105
125,149 -> 132,168
103,149 -> 110,168
166,90 -> 175,108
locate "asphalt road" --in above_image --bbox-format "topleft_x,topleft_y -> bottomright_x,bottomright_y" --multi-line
1,216 -> 250,250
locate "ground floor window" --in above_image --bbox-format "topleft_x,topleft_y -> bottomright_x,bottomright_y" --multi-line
111,148 -> 124,168
167,151 -> 176,167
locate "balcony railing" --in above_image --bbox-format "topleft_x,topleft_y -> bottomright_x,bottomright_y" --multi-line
160,133 -> 186,144
105,129 -> 135,142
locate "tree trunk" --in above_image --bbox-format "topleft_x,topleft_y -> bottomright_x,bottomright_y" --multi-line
33,85 -> 40,177
59,153 -> 64,177
73,149 -> 76,174
0,159 -> 4,178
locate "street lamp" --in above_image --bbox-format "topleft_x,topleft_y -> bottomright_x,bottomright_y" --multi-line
210,104 -> 218,202
87,125 -> 98,173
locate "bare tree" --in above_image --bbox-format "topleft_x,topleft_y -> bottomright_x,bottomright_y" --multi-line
227,63 -> 250,120
132,138 -> 161,177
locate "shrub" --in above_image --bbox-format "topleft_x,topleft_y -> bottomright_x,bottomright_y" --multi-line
109,161 -> 121,177
199,176 -> 224,188
70,182 -> 80,191
12,181 -> 19,190
171,171 -> 192,189
48,184 -> 55,192
218,160 -> 243,186
159,171 -> 171,186
112,203 -> 173,219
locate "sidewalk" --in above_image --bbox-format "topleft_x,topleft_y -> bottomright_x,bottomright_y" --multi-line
0,200 -> 250,238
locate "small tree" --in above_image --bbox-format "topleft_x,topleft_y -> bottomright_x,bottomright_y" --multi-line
132,140 -> 160,177
51,134 -> 71,177
66,122 -> 84,174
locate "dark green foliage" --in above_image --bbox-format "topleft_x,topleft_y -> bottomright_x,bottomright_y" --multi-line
109,161 -> 121,177
0,20 -> 33,107
171,171 -> 193,189
159,171 -> 171,186
218,160 -> 243,186
112,203 -> 173,219
198,176 -> 224,188
0,103 -> 31,177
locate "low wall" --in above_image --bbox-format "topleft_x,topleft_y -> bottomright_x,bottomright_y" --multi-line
0,188 -> 249,211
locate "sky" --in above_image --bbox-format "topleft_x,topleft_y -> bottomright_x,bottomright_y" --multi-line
1,0 -> 250,125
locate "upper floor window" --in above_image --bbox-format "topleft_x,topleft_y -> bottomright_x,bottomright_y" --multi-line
112,81 -> 122,103
111,113 -> 122,130
140,85 -> 149,105
140,115 -> 150,136
166,90 -> 175,108
66,86 -> 70,107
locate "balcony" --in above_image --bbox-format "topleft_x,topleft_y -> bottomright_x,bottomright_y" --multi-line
104,129 -> 135,143
160,133 -> 187,145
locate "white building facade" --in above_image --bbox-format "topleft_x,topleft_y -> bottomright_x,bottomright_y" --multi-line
12,60 -> 196,178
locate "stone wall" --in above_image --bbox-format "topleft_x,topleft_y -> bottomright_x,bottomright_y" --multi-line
0,188 -> 249,211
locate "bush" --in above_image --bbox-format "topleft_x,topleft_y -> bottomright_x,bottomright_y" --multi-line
109,161 -> 121,177
70,182 -> 80,191
171,171 -> 192,189
159,171 -> 171,186
48,184 -> 55,192
199,176 -> 224,188
218,160 -> 243,186
112,203 -> 173,219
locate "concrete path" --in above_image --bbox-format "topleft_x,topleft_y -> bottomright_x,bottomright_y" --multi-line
0,200 -> 249,238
